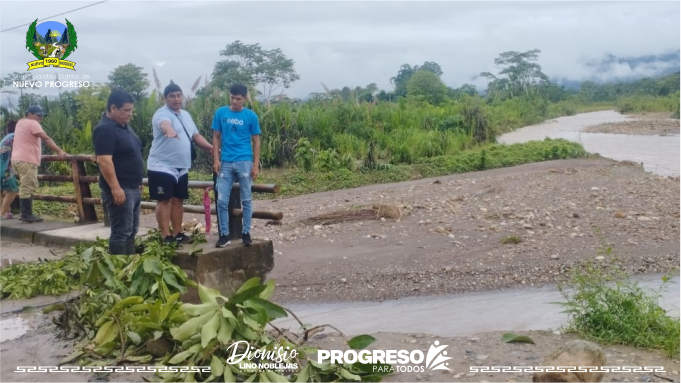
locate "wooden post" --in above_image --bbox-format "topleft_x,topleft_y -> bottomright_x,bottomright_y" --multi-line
70,159 -> 97,223
228,187 -> 243,241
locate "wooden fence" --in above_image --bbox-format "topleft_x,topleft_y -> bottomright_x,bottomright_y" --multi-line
33,154 -> 283,239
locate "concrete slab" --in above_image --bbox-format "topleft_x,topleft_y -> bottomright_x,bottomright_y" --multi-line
0,219 -> 76,244
33,222 -> 156,248
174,236 -> 274,303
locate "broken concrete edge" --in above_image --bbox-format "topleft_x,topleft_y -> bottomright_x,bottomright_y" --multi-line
0,224 -> 39,245
0,290 -> 80,315
174,240 -> 275,303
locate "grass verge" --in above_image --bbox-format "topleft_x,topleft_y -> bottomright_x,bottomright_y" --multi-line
557,249 -> 680,358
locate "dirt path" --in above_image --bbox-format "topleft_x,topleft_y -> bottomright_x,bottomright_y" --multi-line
234,158 -> 680,305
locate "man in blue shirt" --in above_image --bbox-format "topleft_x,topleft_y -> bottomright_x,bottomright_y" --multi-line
212,84 -> 261,247
148,83 -> 213,246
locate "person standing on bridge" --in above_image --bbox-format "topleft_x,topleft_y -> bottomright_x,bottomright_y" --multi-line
212,84 -> 261,248
147,83 -> 213,246
93,89 -> 144,255
0,120 -> 19,219
11,105 -> 67,223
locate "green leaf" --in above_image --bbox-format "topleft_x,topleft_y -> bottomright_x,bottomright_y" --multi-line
228,285 -> 267,307
183,302 -> 219,317
259,372 -> 271,383
244,298 -> 288,320
310,361 -> 335,372
348,335 -> 376,350
198,284 -> 221,305
184,368 -> 197,382
210,355 -> 224,377
294,364 -> 311,382
113,296 -> 143,312
265,370 -> 289,382
127,331 -> 142,345
170,310 -> 214,341
223,361 -> 235,383
259,279 -> 276,300
94,320 -> 119,345
201,312 -> 220,347
143,258 -> 162,275
221,307 -> 237,320
163,272 -> 187,293
237,277 -> 262,294
125,354 -> 153,363
501,332 -> 535,344
168,349 -> 195,364
339,368 -> 362,381
217,316 -> 235,344
236,325 -> 259,341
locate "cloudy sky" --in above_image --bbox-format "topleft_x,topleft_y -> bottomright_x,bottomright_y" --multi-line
0,1 -> 679,101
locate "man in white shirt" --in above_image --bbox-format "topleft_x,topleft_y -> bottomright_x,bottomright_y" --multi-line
147,83 -> 213,246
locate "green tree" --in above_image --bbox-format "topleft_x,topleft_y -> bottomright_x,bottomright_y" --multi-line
73,84 -> 111,130
391,61 -> 443,98
480,49 -> 549,100
107,63 -> 150,103
211,40 -> 300,104
406,70 -> 447,105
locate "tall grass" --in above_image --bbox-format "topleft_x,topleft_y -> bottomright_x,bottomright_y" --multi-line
558,252 -> 680,358
3,81 -> 678,176
616,93 -> 679,114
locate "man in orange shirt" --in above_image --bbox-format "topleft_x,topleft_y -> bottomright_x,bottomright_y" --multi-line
11,105 -> 67,223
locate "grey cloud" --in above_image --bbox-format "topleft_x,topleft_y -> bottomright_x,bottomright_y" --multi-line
0,1 -> 678,102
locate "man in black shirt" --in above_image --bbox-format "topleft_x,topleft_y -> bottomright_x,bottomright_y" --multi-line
93,89 -> 144,255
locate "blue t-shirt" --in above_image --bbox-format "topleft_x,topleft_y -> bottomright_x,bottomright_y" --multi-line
148,105 -> 199,170
211,106 -> 260,162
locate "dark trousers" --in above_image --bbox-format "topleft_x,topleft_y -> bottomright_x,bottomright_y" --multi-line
101,183 -> 141,255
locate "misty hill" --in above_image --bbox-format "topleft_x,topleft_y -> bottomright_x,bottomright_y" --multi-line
555,50 -> 680,89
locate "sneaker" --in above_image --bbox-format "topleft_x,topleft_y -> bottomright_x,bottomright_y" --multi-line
175,232 -> 192,245
215,235 -> 231,248
162,235 -> 176,246
242,232 -> 252,246
0,213 -> 13,220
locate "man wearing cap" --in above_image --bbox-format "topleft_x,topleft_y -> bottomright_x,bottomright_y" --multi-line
11,105 -> 67,223
147,83 -> 213,246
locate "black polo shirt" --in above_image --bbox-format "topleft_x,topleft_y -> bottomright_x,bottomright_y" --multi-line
93,115 -> 144,189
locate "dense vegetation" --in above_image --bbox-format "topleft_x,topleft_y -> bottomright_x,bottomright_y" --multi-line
0,46 -> 678,213
1,234 -> 391,382
1,46 -> 678,175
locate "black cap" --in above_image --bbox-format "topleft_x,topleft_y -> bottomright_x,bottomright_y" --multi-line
26,105 -> 47,117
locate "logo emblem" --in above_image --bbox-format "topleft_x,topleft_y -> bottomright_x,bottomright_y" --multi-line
25,18 -> 78,71
425,340 -> 452,371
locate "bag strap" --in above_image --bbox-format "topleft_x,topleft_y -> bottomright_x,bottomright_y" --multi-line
173,112 -> 193,142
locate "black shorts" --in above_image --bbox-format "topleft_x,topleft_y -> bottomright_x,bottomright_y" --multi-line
148,170 -> 189,201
